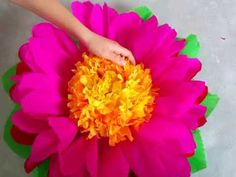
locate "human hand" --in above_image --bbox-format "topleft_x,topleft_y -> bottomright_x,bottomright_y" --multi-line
83,32 -> 136,66
9,0 -> 135,66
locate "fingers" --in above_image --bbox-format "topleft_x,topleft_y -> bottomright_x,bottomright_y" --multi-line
87,35 -> 135,66
114,46 -> 136,65
109,52 -> 125,66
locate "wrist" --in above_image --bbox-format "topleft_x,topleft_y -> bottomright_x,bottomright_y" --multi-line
74,25 -> 94,46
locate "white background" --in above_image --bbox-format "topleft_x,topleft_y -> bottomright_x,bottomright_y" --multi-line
0,0 -> 235,177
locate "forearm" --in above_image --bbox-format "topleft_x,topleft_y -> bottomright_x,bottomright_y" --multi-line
10,0 -> 92,44
9,0 -> 135,65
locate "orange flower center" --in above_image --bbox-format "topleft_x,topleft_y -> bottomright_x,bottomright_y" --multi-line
67,53 -> 158,146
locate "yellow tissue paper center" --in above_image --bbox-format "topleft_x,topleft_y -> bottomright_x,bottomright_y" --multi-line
67,53 -> 158,146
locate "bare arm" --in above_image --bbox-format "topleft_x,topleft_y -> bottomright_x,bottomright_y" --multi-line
10,0 -> 135,65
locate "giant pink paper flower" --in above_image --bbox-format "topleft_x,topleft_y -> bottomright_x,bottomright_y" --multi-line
9,1 -> 208,177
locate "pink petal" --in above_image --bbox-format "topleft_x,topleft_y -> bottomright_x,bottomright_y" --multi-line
32,23 -> 79,57
72,1 -> 118,37
11,110 -> 48,134
20,90 -> 68,117
153,24 -> 179,55
25,130 -> 58,173
25,117 -> 77,173
32,23 -> 81,63
11,126 -> 36,145
137,24 -> 185,76
120,16 -> 159,62
18,44 -> 39,72
88,4 -> 104,35
20,23 -> 81,80
122,120 -> 193,177
154,56 -> 201,83
159,81 -> 207,101
48,117 -> 78,152
10,73 -> 67,104
108,12 -> 142,46
154,81 -> 207,129
107,14 -> 185,72
28,39 -> 70,78
71,1 -> 94,31
102,3 -> 119,37
183,105 -> 207,129
138,119 -> 196,155
148,24 -> 184,58
59,137 -> 90,176
86,139 -> 98,177
168,39 -> 185,56
49,155 -> 64,177
98,141 -> 129,177
16,62 -> 31,75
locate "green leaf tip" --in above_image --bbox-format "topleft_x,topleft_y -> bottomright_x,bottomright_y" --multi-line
202,93 -> 220,118
133,6 -> 153,20
189,130 -> 207,173
32,160 -> 49,177
2,65 -> 17,93
3,105 -> 31,159
180,34 -> 200,58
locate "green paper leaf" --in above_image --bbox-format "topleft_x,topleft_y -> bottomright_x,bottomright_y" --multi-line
3,105 -> 31,158
202,93 -> 220,118
2,65 -> 17,93
32,160 -> 49,177
2,65 -> 31,158
189,130 -> 207,173
133,6 -> 153,20
180,34 -> 200,58
32,168 -> 39,177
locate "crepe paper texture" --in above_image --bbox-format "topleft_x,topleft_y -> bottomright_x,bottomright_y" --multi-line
1,2 -> 219,177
